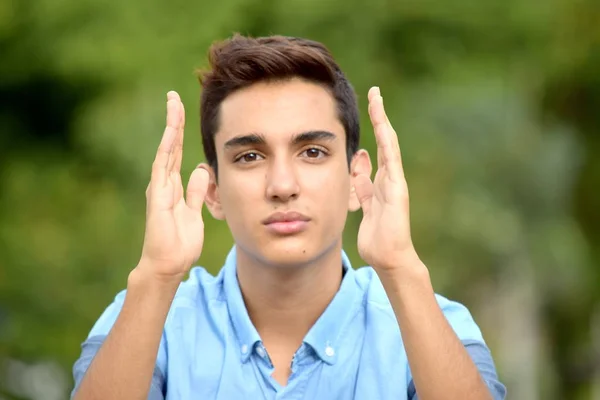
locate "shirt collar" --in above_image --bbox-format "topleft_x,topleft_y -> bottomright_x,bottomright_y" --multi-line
222,246 -> 362,365
222,247 -> 261,363
303,251 -> 361,365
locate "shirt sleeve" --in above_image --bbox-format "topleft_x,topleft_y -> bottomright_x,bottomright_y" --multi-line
70,289 -> 168,399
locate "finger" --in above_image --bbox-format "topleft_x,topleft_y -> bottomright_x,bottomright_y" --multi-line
171,163 -> 184,202
166,92 -> 183,173
186,166 -> 210,213
145,181 -> 152,216
368,98 -> 385,170
151,91 -> 180,186
368,87 -> 400,169
354,173 -> 374,215
368,87 -> 403,182
172,100 -> 186,173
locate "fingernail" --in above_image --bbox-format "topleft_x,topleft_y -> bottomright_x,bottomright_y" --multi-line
373,86 -> 380,96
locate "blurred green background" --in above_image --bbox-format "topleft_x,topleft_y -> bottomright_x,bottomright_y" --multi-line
1,0 -> 599,399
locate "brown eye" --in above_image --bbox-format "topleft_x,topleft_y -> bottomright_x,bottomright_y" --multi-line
303,148 -> 326,158
236,152 -> 263,163
243,153 -> 258,162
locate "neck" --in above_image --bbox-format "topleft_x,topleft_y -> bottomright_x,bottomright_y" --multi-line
235,243 -> 344,346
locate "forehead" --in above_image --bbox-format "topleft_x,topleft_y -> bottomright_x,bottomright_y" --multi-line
216,78 -> 344,144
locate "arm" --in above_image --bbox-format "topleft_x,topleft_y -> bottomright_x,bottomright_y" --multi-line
407,340 -> 506,400
72,334 -> 167,399
354,87 -> 501,400
73,91 -> 210,399
378,263 -> 495,400
73,269 -> 177,400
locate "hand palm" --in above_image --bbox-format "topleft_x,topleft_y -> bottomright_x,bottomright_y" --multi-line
140,92 -> 209,279
355,88 -> 414,270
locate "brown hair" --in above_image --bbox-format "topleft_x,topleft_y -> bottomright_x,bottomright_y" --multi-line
196,34 -> 360,177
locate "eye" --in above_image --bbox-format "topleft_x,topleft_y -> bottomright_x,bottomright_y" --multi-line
235,152 -> 264,163
301,147 -> 327,159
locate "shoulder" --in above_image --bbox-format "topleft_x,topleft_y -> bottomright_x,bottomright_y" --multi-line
72,266 -> 223,398
171,266 -> 224,306
88,265 -> 223,337
354,266 -> 485,343
161,265 -> 225,326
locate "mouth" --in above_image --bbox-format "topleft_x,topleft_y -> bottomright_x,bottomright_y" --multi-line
262,211 -> 311,235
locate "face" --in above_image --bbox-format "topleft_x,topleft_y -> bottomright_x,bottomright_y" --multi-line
205,78 -> 371,268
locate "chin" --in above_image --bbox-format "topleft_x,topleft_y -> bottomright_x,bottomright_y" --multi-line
254,236 -> 325,268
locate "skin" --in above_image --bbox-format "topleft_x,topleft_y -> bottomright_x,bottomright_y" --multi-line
204,78 -> 371,383
74,77 -> 492,399
356,87 -> 493,400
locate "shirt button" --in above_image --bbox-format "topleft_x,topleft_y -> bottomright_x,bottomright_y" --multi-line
325,346 -> 335,357
256,346 -> 266,358
241,344 -> 248,354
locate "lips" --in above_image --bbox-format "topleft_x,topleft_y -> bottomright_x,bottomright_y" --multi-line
262,211 -> 311,235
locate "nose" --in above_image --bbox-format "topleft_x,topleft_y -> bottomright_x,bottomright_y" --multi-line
265,158 -> 300,203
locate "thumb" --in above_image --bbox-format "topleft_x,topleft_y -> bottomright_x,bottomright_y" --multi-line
186,166 -> 210,213
354,173 -> 373,215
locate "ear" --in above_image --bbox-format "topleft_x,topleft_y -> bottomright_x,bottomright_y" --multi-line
348,149 -> 372,212
199,163 -> 225,220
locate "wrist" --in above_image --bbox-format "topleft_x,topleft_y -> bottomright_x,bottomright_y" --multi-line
374,248 -> 426,276
377,260 -> 436,319
128,262 -> 183,295
376,257 -> 431,290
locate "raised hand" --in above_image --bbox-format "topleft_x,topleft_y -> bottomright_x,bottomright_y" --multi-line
355,87 -> 418,273
137,91 -> 210,282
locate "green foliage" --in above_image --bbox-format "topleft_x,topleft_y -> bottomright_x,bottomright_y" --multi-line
1,0 -> 599,398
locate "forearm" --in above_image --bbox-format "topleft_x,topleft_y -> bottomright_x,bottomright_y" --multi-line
378,261 -> 492,400
73,266 -> 178,400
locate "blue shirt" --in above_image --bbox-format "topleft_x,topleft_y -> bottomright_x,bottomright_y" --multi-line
72,247 -> 506,399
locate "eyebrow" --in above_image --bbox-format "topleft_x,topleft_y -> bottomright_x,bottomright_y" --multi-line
224,133 -> 266,150
223,130 -> 337,150
291,130 -> 337,145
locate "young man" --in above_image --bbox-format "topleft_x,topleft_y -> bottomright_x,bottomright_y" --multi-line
72,35 -> 506,399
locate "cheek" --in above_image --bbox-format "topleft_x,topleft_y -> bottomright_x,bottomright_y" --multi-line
304,167 -> 351,213
219,173 -> 264,218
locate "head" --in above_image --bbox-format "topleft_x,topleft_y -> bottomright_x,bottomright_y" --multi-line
197,34 -> 372,268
